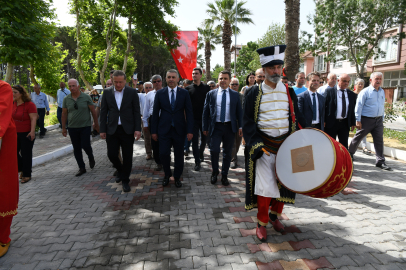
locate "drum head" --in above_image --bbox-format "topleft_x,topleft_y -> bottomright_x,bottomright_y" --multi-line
276,129 -> 335,193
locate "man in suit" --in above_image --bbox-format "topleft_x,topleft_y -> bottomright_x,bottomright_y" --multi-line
151,69 -> 193,188
100,70 -> 142,192
297,72 -> 325,131
203,71 -> 243,186
323,73 -> 356,149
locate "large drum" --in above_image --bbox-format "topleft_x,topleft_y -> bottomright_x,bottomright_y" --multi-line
275,128 -> 353,198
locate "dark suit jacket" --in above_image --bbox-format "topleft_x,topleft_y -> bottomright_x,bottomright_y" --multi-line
297,90 -> 325,131
151,87 -> 193,136
99,86 -> 141,135
202,88 -> 243,136
324,85 -> 356,129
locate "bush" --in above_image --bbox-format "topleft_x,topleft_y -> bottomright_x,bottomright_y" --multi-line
383,128 -> 406,144
49,114 -> 59,125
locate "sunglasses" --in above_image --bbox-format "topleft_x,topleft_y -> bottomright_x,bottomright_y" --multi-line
209,85 -> 216,88
230,84 -> 239,86
152,80 -> 161,83
74,101 -> 78,110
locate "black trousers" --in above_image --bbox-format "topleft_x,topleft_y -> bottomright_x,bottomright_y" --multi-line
192,120 -> 207,164
159,127 -> 184,179
149,117 -> 161,165
106,126 -> 134,183
210,122 -> 235,176
17,132 -> 35,177
325,119 -> 350,149
68,126 -> 94,169
37,108 -> 46,135
57,107 -> 68,128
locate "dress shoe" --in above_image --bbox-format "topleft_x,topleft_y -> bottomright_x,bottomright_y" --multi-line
113,170 -> 119,176
231,161 -> 238,169
122,182 -> 131,192
174,178 -> 182,188
256,224 -> 267,242
270,218 -> 285,232
0,242 -> 10,258
376,163 -> 391,170
184,150 -> 189,156
194,163 -> 201,171
211,171 -> 219,184
75,168 -> 86,177
221,175 -> 230,186
155,164 -> 163,171
146,155 -> 152,160
89,158 -> 95,169
39,134 -> 44,139
162,176 -> 170,186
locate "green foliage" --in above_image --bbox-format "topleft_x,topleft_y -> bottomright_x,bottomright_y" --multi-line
384,101 -> 406,123
302,0 -> 406,79
33,43 -> 68,97
0,0 -> 57,65
95,45 -> 137,81
383,128 -> 406,145
49,114 -> 59,125
234,41 -> 258,76
212,64 -> 224,82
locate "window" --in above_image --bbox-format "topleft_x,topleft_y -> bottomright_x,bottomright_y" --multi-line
314,55 -> 325,72
299,63 -> 304,72
333,54 -> 343,68
384,71 -> 406,88
375,37 -> 398,63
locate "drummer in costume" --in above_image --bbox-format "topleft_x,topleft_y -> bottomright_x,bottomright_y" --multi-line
243,45 -> 306,241
0,80 -> 19,257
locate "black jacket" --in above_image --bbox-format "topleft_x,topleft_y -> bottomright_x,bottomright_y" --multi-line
297,90 -> 325,131
324,86 -> 356,129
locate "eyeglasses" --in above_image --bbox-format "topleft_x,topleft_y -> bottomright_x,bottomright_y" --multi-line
230,84 -> 239,86
257,75 -> 265,79
209,85 -> 216,88
152,80 -> 161,83
74,101 -> 78,110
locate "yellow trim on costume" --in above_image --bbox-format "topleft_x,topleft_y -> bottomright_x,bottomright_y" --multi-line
270,210 -> 282,216
260,100 -> 289,104
0,208 -> 17,218
259,126 -> 289,130
258,220 -> 268,226
253,85 -> 262,123
259,109 -> 289,114
259,117 -> 289,122
246,142 -> 264,210
263,91 -> 287,95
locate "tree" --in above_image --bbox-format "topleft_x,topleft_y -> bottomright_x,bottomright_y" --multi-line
198,22 -> 222,81
211,64 -> 224,82
284,0 -> 301,83
0,0 -> 56,83
205,0 -> 253,71
303,0 -> 406,80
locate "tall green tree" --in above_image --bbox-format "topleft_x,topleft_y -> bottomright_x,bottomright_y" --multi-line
198,23 -> 222,81
0,0 -> 56,83
284,0 -> 301,83
303,0 -> 406,79
205,0 -> 253,71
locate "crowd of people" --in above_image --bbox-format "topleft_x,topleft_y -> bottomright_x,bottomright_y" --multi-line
0,43 -> 392,257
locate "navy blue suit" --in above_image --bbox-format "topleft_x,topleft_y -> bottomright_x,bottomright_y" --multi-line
297,90 -> 325,131
151,87 -> 193,179
203,88 -> 243,176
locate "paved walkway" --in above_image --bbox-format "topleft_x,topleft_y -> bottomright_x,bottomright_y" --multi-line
1,138 -> 406,269
385,116 -> 406,132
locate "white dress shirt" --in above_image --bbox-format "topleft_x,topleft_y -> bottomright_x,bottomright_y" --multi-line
114,87 -> 124,125
317,84 -> 329,96
216,87 -> 231,122
307,89 -> 319,124
142,90 -> 156,127
336,88 -> 349,119
168,86 -> 177,104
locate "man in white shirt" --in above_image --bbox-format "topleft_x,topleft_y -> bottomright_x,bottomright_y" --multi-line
317,73 -> 337,96
56,82 -> 70,128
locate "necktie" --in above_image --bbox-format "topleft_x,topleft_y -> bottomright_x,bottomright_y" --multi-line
341,90 -> 346,118
312,93 -> 317,121
171,89 -> 175,126
220,90 -> 226,123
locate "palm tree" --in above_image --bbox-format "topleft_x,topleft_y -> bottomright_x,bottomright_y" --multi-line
198,23 -> 222,81
206,0 -> 253,71
284,0 -> 301,82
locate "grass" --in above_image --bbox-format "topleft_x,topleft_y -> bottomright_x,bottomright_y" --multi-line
44,105 -> 58,126
383,128 -> 406,145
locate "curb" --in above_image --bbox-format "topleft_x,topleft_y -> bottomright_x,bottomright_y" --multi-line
349,138 -> 406,162
32,144 -> 73,167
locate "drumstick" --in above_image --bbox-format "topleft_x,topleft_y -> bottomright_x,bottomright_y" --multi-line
262,148 -> 270,156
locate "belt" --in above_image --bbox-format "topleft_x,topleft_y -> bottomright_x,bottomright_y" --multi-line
362,116 -> 382,120
217,121 -> 231,125
311,123 -> 320,127
337,118 -> 347,122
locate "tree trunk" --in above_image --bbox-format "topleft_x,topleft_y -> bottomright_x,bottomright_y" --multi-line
284,0 -> 301,82
5,63 -> 13,84
222,21 -> 233,71
29,64 -> 38,86
100,0 -> 118,88
205,40 -> 212,82
122,10 -> 132,73
74,0 -> 93,90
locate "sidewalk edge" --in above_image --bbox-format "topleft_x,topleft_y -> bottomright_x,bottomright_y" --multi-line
349,138 -> 406,162
32,144 -> 73,167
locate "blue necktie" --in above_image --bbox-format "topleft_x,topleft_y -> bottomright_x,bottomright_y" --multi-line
220,90 -> 226,123
312,93 -> 317,121
171,89 -> 175,126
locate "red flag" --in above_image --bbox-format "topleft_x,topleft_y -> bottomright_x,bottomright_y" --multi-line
167,31 -> 198,80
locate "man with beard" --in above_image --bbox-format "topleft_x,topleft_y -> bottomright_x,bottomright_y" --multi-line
243,45 -> 306,241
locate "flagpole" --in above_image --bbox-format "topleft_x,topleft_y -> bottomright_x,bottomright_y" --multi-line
234,0 -> 237,77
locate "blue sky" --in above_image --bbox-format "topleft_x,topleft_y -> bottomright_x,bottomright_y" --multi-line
52,0 -> 316,68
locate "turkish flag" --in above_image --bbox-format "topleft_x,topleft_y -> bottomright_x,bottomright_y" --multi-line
167,31 -> 198,80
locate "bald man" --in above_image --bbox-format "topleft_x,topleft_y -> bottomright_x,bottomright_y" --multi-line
324,73 -> 356,149
62,79 -> 99,176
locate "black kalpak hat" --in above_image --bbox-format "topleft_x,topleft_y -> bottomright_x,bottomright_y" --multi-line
256,45 -> 286,67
